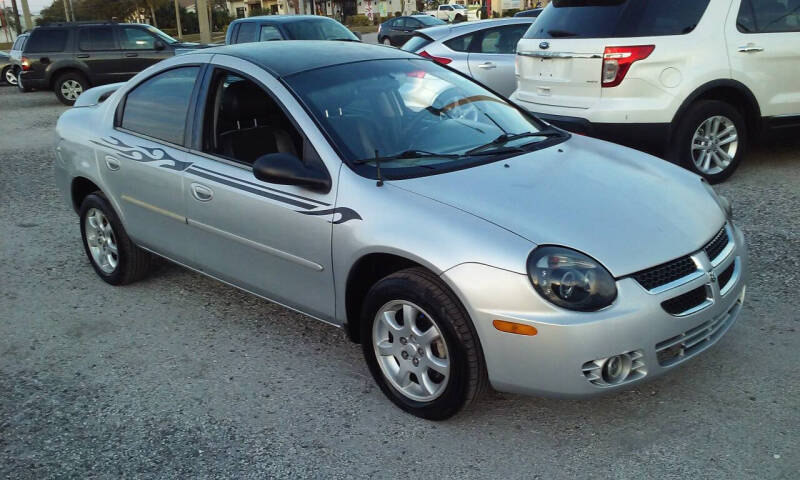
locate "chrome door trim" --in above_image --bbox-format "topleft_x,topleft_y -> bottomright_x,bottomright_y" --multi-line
121,194 -> 187,223
517,51 -> 603,59
186,218 -> 325,272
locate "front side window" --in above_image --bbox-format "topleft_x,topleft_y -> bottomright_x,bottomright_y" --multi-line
79,27 -> 117,51
738,0 -> 800,33
121,67 -> 199,145
285,59 -> 560,178
119,27 -> 156,50
442,6 -> 453,11
26,29 -> 69,53
478,24 -> 530,54
201,70 -> 302,165
260,25 -> 283,41
406,18 -> 423,29
237,22 -> 258,43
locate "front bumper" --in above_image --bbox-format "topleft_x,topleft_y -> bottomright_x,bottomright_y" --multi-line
441,224 -> 747,397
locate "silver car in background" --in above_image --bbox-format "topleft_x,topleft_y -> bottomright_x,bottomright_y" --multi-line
401,18 -> 535,97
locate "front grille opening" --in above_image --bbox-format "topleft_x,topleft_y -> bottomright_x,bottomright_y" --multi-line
718,262 -> 735,292
704,226 -> 729,261
632,256 -> 697,291
661,285 -> 709,315
656,298 -> 741,367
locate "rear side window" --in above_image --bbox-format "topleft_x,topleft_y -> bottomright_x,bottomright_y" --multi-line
121,67 -> 199,145
260,25 -> 282,41
401,34 -> 433,52
26,29 -> 69,53
236,22 -> 258,43
79,27 -> 117,51
737,0 -> 800,33
119,27 -> 156,49
444,32 -> 477,52
524,0 -> 711,39
478,24 -> 531,54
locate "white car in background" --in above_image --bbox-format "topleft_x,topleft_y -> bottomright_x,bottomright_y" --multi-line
511,0 -> 800,183
402,18 -> 536,97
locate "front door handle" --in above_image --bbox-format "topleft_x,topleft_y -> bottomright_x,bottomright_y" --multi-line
191,183 -> 214,202
105,155 -> 120,171
76,54 -> 90,58
125,52 -> 138,57
738,44 -> 764,53
477,62 -> 496,70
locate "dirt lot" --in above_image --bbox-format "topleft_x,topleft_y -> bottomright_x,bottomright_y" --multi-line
0,85 -> 798,479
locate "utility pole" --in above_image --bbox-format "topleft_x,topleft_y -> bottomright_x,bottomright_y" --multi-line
63,0 -> 70,21
19,0 -> 30,31
173,0 -> 182,39
197,0 -> 210,43
9,0 -> 20,34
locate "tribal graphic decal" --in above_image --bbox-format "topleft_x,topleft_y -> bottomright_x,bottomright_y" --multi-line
91,136 -> 193,171
299,208 -> 362,225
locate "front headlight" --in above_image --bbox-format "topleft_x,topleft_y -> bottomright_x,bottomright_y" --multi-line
702,179 -> 733,219
527,246 -> 617,312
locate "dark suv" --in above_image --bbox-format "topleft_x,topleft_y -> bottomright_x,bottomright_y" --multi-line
19,22 -> 211,105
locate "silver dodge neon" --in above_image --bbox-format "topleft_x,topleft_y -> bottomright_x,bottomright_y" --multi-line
54,41 -> 747,420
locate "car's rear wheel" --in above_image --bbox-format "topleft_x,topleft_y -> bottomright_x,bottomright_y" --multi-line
79,193 -> 151,285
671,100 -> 747,184
2,66 -> 17,86
381,37 -> 392,46
17,70 -> 31,92
54,71 -> 88,106
360,267 -> 487,420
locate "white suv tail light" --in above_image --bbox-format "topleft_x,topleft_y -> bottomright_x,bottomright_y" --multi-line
601,45 -> 654,88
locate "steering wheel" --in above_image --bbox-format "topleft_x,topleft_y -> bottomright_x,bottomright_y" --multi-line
433,88 -> 482,124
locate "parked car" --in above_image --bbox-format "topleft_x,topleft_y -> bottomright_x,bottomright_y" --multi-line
513,8 -> 543,17
55,41 -> 746,419
18,22 -> 212,105
378,15 -> 446,47
402,18 -> 536,97
6,33 -> 29,88
225,15 -> 360,45
425,4 -> 474,22
512,0 -> 800,183
0,51 -> 11,85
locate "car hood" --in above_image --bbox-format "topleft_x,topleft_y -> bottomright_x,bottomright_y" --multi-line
390,135 -> 726,277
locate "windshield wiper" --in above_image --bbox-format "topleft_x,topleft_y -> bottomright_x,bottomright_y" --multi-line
353,149 -> 460,165
547,29 -> 578,38
465,130 -> 563,156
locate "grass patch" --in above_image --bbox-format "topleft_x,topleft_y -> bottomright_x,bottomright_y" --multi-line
348,25 -> 378,34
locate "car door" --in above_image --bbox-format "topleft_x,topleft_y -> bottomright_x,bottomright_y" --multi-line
401,18 -> 424,45
390,18 -> 407,45
76,26 -> 121,84
467,23 -> 532,97
117,25 -> 173,78
726,0 -> 800,118
182,55 -> 339,322
96,63 -> 204,265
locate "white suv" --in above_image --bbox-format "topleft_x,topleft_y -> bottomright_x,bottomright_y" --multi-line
511,0 -> 800,182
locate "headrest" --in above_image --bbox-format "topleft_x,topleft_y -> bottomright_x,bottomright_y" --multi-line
221,80 -> 272,121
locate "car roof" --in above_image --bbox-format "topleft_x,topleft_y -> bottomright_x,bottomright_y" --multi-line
198,40 -> 418,77
418,17 -> 535,41
232,15 -> 339,24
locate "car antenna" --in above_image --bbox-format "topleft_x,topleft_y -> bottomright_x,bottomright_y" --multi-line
374,150 -> 384,187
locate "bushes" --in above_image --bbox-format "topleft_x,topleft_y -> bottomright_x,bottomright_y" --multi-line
347,14 -> 372,26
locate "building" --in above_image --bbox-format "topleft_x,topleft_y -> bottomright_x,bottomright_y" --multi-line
224,0 -> 408,21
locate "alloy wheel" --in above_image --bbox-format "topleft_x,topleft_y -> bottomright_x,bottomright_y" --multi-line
372,300 -> 450,402
5,68 -> 17,85
84,208 -> 119,274
691,115 -> 738,175
61,79 -> 83,101
382,38 -> 391,46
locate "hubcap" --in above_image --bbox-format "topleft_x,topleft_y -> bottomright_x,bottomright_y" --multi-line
5,68 -> 17,85
372,301 -> 450,402
383,38 -> 391,45
84,208 -> 119,274
61,79 -> 83,101
691,115 -> 738,175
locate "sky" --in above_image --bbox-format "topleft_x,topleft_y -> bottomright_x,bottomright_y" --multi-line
3,0 -> 53,15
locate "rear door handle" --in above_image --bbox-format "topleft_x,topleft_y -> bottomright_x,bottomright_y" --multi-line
104,155 -> 120,171
76,54 -> 90,58
477,62 -> 496,69
125,52 -> 138,57
191,183 -> 214,202
738,44 -> 764,53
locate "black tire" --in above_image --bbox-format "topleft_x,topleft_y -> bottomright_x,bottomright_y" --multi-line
79,193 -> 151,285
360,267 -> 488,420
670,100 -> 747,184
17,70 -> 32,92
53,71 -> 88,106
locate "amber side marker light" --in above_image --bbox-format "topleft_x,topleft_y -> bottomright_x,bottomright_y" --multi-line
493,320 -> 538,336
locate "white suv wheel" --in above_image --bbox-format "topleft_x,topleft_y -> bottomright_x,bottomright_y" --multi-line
691,115 -> 738,175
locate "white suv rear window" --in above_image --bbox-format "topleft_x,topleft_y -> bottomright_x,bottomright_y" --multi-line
524,0 -> 711,39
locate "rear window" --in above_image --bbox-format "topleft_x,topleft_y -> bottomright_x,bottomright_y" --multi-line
401,34 -> 433,52
79,27 -> 117,51
524,0 -> 711,39
26,29 -> 69,53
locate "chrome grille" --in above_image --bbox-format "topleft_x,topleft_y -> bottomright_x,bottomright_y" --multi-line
632,256 -> 697,291
704,226 -> 729,263
661,285 -> 710,316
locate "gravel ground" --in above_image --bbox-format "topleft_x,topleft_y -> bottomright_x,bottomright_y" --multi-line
1,85 -> 798,479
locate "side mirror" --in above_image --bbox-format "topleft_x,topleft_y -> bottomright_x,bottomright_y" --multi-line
154,39 -> 166,50
253,153 -> 331,193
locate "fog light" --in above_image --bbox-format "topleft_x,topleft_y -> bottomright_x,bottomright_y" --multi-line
582,350 -> 646,387
601,354 -> 632,384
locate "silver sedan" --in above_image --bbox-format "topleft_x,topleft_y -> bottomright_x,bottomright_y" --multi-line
54,42 -> 747,420
401,18 -> 535,97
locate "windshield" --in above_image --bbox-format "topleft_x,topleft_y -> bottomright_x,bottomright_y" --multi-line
146,25 -> 179,44
453,4 -> 466,8
283,18 -> 358,41
285,59 -> 561,178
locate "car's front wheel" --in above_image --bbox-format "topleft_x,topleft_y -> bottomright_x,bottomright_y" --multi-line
79,193 -> 151,285
2,66 -> 17,86
381,37 -> 392,46
54,71 -> 88,105
671,100 -> 747,184
361,268 -> 487,420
